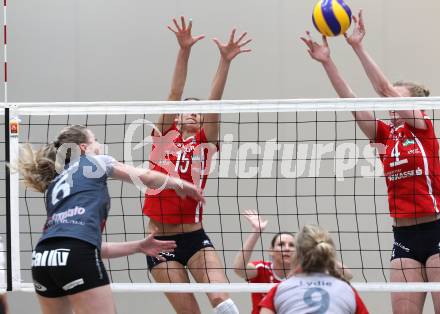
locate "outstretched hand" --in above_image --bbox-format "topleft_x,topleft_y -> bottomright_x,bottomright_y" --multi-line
344,10 -> 365,47
300,31 -> 331,64
168,16 -> 205,50
138,231 -> 176,261
173,178 -> 206,204
213,29 -> 252,62
243,209 -> 268,232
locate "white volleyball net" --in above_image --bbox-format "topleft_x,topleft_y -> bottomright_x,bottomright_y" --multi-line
4,98 -> 440,293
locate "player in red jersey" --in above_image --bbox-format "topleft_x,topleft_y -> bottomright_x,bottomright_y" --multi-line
259,225 -> 368,314
143,17 -> 251,314
232,210 -> 295,314
233,210 -> 353,314
302,10 -> 439,314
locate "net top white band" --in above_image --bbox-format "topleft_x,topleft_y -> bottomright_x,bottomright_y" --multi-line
3,96 -> 440,115
12,282 -> 440,293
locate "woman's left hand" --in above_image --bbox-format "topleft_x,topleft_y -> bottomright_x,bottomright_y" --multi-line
213,29 -> 252,62
138,231 -> 177,261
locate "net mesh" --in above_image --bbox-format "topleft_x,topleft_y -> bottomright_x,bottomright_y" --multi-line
10,102 -> 440,290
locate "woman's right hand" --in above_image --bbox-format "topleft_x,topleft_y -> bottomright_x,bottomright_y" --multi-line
167,16 -> 205,50
243,209 -> 268,232
300,31 -> 331,64
171,177 -> 205,203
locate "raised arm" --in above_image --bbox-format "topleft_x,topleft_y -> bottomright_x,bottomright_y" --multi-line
157,17 -> 205,135
345,10 -> 425,129
301,31 -> 377,140
101,231 -> 176,259
209,29 -> 252,100
301,32 -> 356,99
345,11 -> 397,98
203,29 -> 252,143
111,161 -> 205,203
233,209 -> 268,280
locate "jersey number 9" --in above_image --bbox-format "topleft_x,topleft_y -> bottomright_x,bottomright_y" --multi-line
303,287 -> 330,313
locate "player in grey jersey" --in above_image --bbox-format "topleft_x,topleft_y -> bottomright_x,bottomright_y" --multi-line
17,125 -> 204,314
260,225 -> 368,314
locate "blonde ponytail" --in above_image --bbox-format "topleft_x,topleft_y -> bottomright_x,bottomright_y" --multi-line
17,143 -> 57,193
17,125 -> 89,193
295,225 -> 346,282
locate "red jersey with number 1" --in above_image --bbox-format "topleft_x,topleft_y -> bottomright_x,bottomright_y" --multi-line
375,114 -> 440,218
143,122 -> 217,224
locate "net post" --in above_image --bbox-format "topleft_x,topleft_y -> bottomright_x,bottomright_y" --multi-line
5,105 -> 20,291
3,0 -> 10,293
4,106 -> 11,291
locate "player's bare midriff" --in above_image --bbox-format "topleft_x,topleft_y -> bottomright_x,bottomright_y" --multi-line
394,214 -> 440,227
148,219 -> 203,236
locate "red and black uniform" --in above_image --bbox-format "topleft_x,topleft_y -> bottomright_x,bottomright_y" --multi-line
374,114 -> 440,263
143,122 -> 218,269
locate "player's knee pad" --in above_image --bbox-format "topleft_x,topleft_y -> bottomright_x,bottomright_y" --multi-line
213,298 -> 239,314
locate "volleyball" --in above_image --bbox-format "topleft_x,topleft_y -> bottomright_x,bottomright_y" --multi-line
312,0 -> 352,36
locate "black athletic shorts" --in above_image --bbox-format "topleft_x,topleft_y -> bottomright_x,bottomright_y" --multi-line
147,228 -> 214,270
32,237 -> 110,298
0,298 -> 4,314
391,219 -> 440,264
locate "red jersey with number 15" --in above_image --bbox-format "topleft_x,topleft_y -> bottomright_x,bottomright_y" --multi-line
375,114 -> 440,218
143,122 -> 217,224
